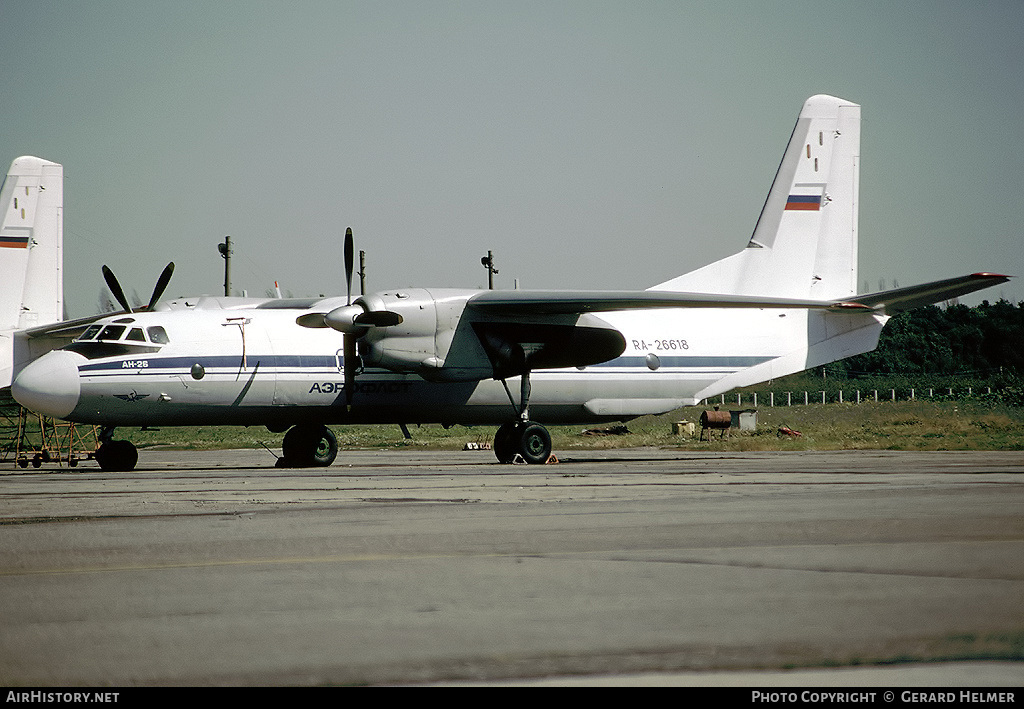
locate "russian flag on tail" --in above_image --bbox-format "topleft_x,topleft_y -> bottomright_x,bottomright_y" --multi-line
0,234 -> 30,248
785,183 -> 827,211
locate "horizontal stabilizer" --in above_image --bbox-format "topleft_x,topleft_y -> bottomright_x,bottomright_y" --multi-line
853,273 -> 1010,314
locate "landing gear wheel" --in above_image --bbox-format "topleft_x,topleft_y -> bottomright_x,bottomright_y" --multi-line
517,422 -> 552,465
494,421 -> 553,465
95,440 -> 139,472
281,424 -> 338,467
493,422 -> 518,464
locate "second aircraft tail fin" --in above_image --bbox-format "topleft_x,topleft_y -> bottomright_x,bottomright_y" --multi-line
0,156 -> 64,330
0,156 -> 64,387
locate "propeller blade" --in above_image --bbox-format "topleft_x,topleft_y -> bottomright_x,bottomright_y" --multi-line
344,227 -> 354,306
353,311 -> 403,327
343,333 -> 357,407
147,262 -> 175,310
102,265 -> 132,313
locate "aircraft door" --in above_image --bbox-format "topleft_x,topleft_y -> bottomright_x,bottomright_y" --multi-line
218,316 -> 277,408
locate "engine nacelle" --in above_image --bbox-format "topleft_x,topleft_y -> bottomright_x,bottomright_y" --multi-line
357,289 -> 490,382
356,288 -> 627,383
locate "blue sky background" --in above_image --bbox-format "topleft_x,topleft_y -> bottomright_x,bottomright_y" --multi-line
2,1 -> 1021,316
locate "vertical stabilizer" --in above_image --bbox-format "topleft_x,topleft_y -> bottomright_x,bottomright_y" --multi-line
652,95 -> 860,300
1,156 -> 64,387
0,156 -> 64,329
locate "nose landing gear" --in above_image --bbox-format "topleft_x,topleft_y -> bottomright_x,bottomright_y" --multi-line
95,428 -> 139,472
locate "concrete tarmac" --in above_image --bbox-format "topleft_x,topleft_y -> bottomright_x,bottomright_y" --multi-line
1,448 -> 1022,686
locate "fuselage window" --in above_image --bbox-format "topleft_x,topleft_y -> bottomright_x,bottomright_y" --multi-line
147,326 -> 170,344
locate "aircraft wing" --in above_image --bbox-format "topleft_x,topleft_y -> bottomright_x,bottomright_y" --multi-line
851,273 -> 1010,314
467,273 -> 1010,317
466,289 -> 853,315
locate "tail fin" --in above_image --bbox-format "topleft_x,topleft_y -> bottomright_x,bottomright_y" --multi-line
1,156 -> 64,387
652,95 -> 860,300
0,156 -> 64,329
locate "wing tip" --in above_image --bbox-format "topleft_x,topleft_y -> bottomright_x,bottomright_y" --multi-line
970,272 -> 1012,280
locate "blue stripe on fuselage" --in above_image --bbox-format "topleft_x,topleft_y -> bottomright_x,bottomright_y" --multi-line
78,354 -> 339,373
77,353 -> 775,375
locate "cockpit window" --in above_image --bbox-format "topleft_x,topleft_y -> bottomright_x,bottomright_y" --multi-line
147,326 -> 170,344
97,325 -> 127,341
63,322 -> 167,359
78,325 -> 103,341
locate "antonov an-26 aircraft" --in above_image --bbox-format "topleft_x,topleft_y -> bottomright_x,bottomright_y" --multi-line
4,95 -> 1009,471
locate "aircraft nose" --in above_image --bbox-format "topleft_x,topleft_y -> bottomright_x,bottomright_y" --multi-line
12,350 -> 83,419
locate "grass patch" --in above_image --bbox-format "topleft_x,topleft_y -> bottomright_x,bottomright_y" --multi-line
868,631 -> 1024,666
780,631 -> 1024,672
114,399 -> 1024,452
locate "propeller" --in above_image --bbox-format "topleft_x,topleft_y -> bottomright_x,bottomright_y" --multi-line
295,228 -> 403,407
102,262 -> 176,313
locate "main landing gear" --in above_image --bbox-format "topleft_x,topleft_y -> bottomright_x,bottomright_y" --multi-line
493,372 -> 554,465
278,423 -> 338,468
493,421 -> 552,464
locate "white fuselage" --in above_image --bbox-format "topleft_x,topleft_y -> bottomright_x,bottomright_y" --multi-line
14,297 -> 885,429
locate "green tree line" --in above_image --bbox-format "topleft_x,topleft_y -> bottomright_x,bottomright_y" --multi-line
837,299 -> 1024,376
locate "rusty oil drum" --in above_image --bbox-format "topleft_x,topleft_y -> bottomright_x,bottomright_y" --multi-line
699,410 -> 731,429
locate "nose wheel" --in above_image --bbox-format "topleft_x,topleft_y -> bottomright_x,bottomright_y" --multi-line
95,438 -> 138,472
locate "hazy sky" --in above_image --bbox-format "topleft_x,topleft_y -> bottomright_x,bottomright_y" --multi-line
3,1 -> 1022,317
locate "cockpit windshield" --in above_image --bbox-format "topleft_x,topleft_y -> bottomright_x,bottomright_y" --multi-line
97,325 -> 127,341
79,324 -> 102,340
64,320 -> 171,359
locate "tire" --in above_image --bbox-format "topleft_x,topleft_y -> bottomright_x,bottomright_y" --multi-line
517,422 -> 552,465
493,422 -> 518,464
95,440 -> 139,472
282,424 -> 338,467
